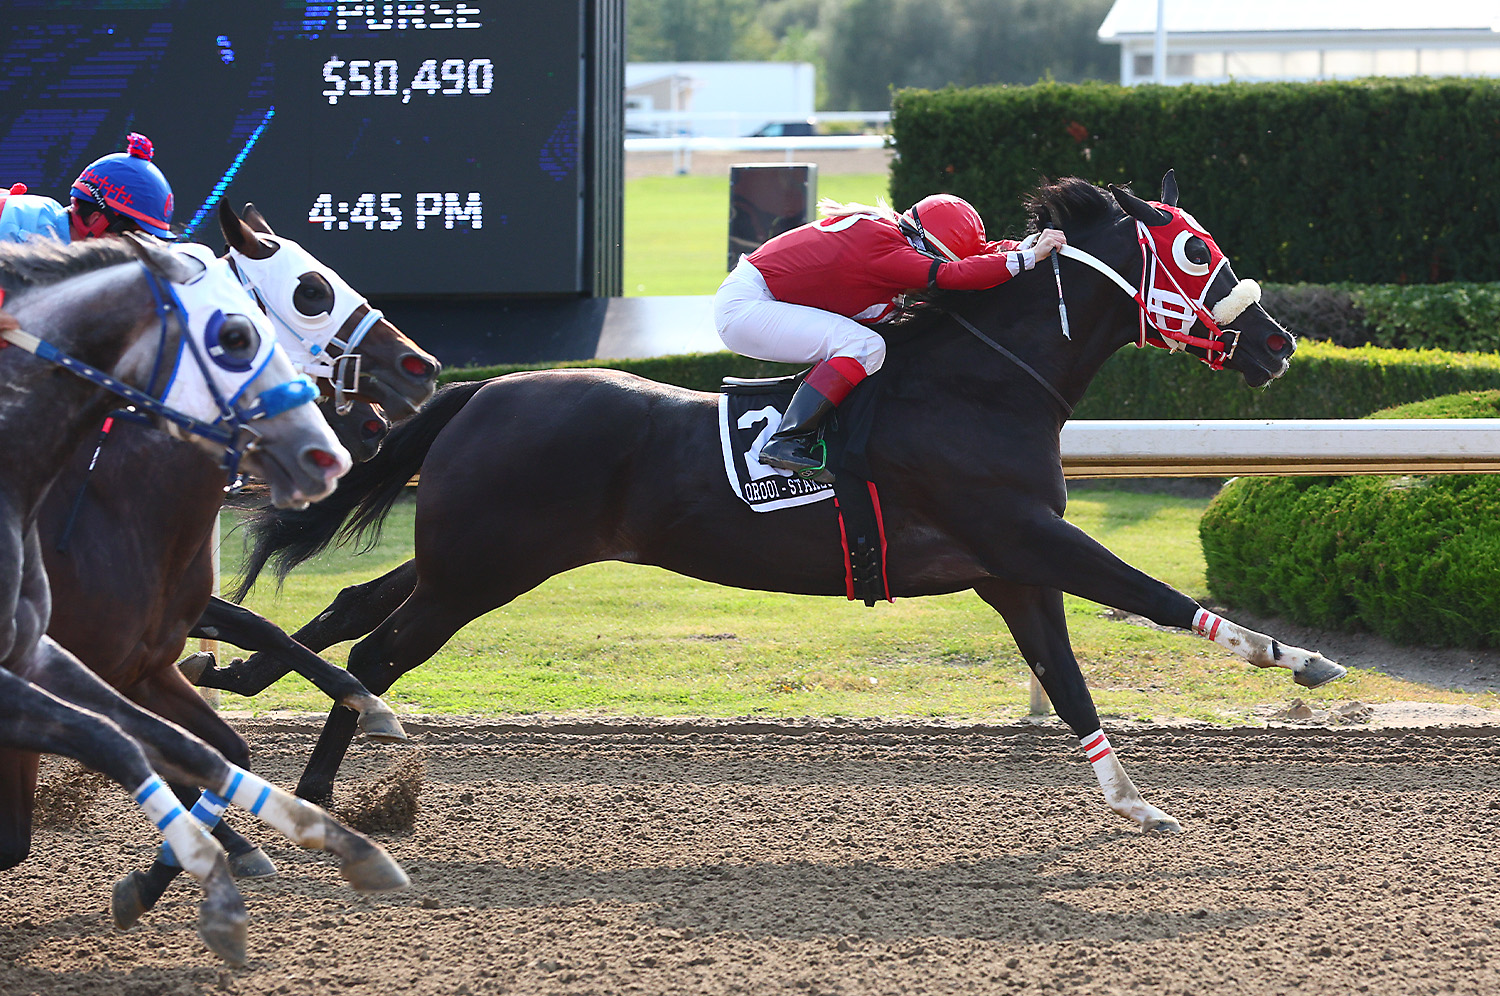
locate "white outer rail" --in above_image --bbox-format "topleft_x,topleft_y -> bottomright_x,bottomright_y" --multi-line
1061,418 -> 1500,477
624,134 -> 889,153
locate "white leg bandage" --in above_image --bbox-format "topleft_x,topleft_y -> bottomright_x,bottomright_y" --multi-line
133,776 -> 220,880
219,766 -> 327,849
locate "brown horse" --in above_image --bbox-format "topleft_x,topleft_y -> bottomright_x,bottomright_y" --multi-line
0,235 -> 406,963
231,174 -> 1343,831
0,204 -> 438,930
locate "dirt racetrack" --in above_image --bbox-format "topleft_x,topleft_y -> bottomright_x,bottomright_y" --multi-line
2,715 -> 1499,995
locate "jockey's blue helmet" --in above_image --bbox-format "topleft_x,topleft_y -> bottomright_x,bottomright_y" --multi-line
71,133 -> 175,239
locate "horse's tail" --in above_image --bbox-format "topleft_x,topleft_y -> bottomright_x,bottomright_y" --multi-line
230,379 -> 489,600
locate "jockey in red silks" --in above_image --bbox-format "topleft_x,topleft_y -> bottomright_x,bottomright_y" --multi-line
715,192 -> 1066,482
0,132 -> 176,244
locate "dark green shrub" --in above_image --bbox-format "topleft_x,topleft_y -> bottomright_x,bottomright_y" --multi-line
446,340 -> 1500,420
1201,391 -> 1500,647
890,78 -> 1500,284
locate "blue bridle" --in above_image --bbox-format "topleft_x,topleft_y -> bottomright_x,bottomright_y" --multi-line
0,263 -> 317,483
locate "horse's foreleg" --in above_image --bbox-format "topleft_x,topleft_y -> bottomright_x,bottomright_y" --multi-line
998,515 -> 1346,688
975,579 -> 1181,833
297,585 -> 473,806
0,665 -> 247,963
186,596 -> 405,742
20,639 -> 408,896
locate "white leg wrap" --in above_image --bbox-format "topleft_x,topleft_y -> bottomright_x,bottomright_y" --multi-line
1081,730 -> 1180,832
219,766 -> 327,850
133,776 -> 221,880
159,790 -> 230,868
1192,608 -> 1341,682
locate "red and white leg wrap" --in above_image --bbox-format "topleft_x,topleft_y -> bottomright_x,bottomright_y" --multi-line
1081,729 -> 1113,765
1192,608 -> 1225,641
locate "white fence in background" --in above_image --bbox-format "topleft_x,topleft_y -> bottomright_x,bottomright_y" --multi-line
1060,418 -> 1500,477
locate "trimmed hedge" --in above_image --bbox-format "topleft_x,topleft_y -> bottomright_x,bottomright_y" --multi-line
443,340 -> 1500,421
889,78 -> 1500,284
1264,282 -> 1500,352
1200,391 -> 1500,648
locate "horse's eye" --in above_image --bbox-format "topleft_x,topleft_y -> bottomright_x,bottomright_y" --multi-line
219,316 -> 258,356
293,273 -> 334,316
1183,236 -> 1210,266
207,313 -> 261,371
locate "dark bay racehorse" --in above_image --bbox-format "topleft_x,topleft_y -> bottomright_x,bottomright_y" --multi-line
0,236 -> 406,963
233,173 -> 1344,831
6,203 -> 439,928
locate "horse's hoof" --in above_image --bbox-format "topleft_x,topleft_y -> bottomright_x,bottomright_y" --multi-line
357,709 -> 408,744
339,843 -> 410,893
196,908 -> 249,967
1296,656 -> 1346,688
197,864 -> 249,966
1143,816 -> 1183,834
177,651 -> 214,685
227,846 -> 277,880
111,870 -> 149,931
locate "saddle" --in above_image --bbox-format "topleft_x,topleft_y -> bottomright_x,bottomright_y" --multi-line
718,370 -> 890,605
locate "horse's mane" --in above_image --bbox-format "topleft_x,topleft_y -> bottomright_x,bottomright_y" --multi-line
0,238 -> 140,295
1023,176 -> 1117,232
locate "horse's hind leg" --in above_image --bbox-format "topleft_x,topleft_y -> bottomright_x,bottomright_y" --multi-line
0,747 -> 40,871
0,667 -> 247,963
975,579 -> 1181,833
186,596 -> 405,741
199,561 -> 418,693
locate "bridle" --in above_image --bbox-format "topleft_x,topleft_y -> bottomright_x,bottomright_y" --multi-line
949,209 -> 1264,415
1053,221 -> 1261,372
227,252 -> 384,414
0,265 -> 316,483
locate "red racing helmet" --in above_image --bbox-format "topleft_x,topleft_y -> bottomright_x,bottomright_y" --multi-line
898,193 -> 985,261
70,133 -> 175,239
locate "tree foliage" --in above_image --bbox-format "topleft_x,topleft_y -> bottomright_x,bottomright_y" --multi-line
627,0 -> 1118,108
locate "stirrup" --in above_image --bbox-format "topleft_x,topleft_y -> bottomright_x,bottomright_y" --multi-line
761,437 -> 834,484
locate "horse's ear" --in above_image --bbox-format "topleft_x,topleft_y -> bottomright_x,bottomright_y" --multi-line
242,203 -> 276,236
1160,169 -> 1179,207
128,232 -> 201,283
220,201 -> 277,260
1109,184 -> 1172,226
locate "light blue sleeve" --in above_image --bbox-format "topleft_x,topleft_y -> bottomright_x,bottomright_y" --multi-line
0,195 -> 71,243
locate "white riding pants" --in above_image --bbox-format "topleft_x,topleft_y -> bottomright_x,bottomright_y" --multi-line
713,257 -> 887,376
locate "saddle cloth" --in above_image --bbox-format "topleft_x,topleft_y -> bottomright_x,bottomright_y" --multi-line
718,373 -> 891,605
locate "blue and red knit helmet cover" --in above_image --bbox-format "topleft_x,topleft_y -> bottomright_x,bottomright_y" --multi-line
71,133 -> 174,238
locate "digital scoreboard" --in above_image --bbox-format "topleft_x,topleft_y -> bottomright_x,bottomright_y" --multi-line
0,2 -> 598,295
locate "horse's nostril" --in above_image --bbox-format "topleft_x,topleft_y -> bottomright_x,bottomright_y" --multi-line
309,448 -> 340,470
1266,333 -> 1289,354
401,354 -> 433,378
362,419 -> 384,437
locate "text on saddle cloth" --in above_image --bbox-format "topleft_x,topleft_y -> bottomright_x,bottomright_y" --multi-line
719,376 -> 891,605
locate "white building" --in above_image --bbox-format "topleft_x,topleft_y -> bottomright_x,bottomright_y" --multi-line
624,61 -> 816,137
1098,1 -> 1500,86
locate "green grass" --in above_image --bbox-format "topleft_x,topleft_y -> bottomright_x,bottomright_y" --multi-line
221,487 -> 1493,723
624,173 -> 891,297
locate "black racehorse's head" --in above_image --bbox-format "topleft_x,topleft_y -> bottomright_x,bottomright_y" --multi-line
1109,170 -> 1295,388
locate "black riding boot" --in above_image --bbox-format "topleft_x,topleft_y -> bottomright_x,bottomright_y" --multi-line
759,380 -> 836,483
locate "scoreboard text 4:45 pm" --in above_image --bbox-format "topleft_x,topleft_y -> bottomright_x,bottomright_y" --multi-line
307,192 -> 483,231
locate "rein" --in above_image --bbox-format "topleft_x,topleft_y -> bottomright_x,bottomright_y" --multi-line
0,264 -> 315,482
943,309 -> 1074,418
